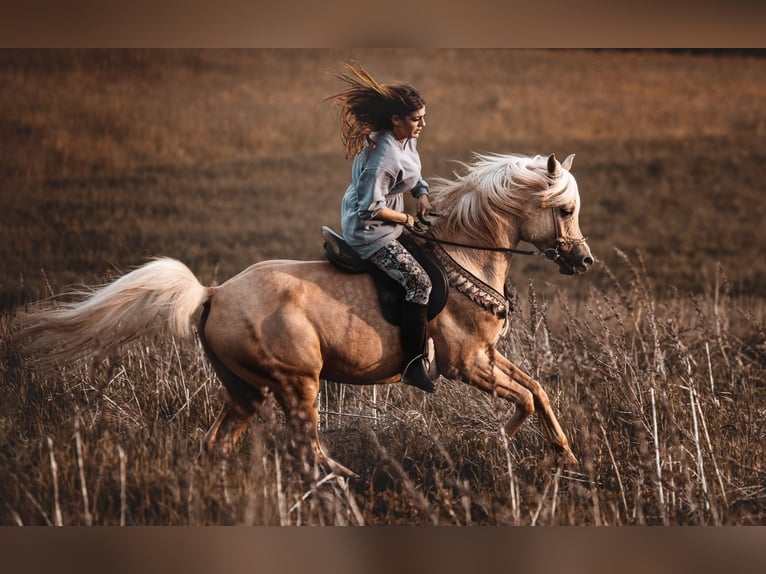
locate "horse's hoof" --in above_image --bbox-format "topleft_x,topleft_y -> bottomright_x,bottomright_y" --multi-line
327,458 -> 359,479
561,448 -> 579,467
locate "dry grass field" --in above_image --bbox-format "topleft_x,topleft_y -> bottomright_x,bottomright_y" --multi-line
1,49 -> 765,525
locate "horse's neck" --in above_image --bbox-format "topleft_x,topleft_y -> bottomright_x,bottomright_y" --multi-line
446,248 -> 510,292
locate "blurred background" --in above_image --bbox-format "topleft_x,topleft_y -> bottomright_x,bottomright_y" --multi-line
2,49 -> 765,307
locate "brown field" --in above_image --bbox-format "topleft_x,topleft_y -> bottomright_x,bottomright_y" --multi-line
1,49 -> 765,525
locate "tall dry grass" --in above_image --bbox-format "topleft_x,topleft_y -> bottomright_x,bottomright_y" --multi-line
2,252 -> 764,525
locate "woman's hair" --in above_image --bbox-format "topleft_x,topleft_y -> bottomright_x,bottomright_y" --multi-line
326,62 -> 425,159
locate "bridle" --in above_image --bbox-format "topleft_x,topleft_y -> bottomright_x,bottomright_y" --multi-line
540,206 -> 589,266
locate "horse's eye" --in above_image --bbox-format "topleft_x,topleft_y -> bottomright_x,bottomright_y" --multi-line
560,207 -> 574,218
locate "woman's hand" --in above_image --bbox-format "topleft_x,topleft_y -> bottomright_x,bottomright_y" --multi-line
416,194 -> 432,218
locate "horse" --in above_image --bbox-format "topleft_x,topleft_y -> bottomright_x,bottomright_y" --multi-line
16,152 -> 593,477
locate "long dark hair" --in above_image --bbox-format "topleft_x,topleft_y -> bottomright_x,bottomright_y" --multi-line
326,62 -> 426,159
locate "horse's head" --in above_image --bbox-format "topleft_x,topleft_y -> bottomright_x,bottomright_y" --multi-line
429,152 -> 594,275
518,154 -> 594,275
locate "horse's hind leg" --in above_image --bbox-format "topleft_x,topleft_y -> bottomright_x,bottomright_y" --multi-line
204,399 -> 255,456
204,378 -> 266,455
199,301 -> 265,455
276,377 -> 357,478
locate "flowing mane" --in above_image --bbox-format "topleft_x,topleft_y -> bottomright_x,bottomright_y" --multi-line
429,153 -> 579,244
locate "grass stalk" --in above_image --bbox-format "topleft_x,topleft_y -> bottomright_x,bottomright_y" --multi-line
276,451 -> 288,525
650,387 -> 668,525
499,427 -> 520,524
694,397 -> 725,525
74,417 -> 93,526
600,423 -> 628,515
337,477 -> 366,526
550,467 -> 561,524
687,383 -> 710,516
117,445 -> 126,526
47,437 -> 63,527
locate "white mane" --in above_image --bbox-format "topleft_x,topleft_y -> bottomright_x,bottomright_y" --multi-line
429,153 -> 579,244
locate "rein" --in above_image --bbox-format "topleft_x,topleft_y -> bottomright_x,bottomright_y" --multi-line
413,213 -> 586,261
418,233 -> 541,256
412,214 -> 540,256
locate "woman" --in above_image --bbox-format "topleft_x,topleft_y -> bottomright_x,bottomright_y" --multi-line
327,63 -> 435,393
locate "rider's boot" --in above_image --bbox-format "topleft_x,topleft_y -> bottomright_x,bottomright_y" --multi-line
399,301 -> 436,393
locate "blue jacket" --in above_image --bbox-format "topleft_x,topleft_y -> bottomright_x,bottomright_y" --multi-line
340,130 -> 429,259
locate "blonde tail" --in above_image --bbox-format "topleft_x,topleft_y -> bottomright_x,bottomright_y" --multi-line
16,258 -> 209,365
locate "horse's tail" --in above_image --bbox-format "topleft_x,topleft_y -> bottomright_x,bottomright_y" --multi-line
15,257 -> 210,365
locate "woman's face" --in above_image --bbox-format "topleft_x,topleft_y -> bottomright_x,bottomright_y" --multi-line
392,107 -> 426,141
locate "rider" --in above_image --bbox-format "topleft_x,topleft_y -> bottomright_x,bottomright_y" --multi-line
327,62 -> 435,393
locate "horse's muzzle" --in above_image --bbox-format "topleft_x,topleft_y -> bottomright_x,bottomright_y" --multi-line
550,243 -> 595,276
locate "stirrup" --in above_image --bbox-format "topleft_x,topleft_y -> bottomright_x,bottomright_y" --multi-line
401,354 -> 436,393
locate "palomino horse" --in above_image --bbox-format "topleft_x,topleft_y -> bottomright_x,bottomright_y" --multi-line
17,153 -> 593,476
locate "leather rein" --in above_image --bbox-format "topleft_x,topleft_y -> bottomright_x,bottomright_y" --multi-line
412,212 -> 587,262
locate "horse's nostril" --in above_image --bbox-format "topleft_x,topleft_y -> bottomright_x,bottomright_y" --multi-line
583,256 -> 594,267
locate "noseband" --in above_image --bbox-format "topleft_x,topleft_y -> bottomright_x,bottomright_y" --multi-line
541,207 -> 588,265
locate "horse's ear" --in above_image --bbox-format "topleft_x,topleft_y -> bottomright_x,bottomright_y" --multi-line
561,154 -> 575,171
547,153 -> 558,176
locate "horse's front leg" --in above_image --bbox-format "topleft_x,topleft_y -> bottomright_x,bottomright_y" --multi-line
461,347 -> 577,465
493,352 -> 577,464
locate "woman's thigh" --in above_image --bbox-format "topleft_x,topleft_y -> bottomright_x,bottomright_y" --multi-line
368,240 -> 432,304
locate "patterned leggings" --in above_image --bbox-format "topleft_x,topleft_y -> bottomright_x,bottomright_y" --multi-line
369,240 -> 432,305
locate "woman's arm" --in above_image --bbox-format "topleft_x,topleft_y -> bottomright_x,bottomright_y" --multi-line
373,207 -> 414,227
411,176 -> 431,217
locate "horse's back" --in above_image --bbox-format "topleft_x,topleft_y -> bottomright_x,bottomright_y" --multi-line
215,259 -> 376,312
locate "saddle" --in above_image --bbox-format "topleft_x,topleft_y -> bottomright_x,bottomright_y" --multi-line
321,227 -> 449,326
